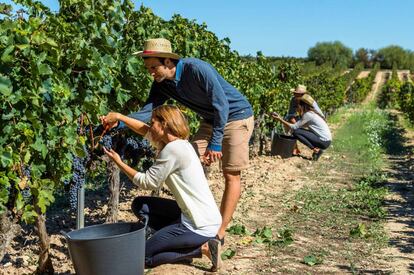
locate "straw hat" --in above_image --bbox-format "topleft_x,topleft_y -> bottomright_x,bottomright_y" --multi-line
299,94 -> 315,106
290,84 -> 308,94
133,38 -> 180,60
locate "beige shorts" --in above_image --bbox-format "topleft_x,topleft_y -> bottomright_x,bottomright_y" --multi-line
192,116 -> 254,172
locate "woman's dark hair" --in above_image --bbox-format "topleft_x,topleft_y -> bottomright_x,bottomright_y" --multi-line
298,101 -> 326,121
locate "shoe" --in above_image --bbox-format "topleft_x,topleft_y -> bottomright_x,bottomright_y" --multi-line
145,226 -> 156,240
312,150 -> 324,161
208,238 -> 222,272
215,234 -> 225,246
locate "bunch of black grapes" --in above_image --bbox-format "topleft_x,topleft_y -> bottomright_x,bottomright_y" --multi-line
66,125 -> 155,209
21,165 -> 32,201
67,148 -> 90,209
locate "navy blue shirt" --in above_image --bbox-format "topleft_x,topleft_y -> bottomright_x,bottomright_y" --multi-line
123,58 -> 253,151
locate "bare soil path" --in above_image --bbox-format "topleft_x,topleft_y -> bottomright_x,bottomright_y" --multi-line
397,70 -> 410,82
363,70 -> 390,104
356,70 -> 371,79
381,111 -> 414,275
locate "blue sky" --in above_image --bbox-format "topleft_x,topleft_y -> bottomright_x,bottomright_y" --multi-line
3,0 -> 413,57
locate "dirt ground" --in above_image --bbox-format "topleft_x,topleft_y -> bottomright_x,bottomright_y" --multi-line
2,136 -> 414,275
0,150 -> 318,275
356,70 -> 371,79
2,71 -> 414,274
381,111 -> 414,275
396,70 -> 410,82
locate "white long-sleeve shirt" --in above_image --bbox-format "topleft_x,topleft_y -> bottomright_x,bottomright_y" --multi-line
133,139 -> 221,237
290,111 -> 332,142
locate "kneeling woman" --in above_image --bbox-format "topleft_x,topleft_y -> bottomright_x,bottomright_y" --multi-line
102,105 -> 222,270
272,94 -> 332,160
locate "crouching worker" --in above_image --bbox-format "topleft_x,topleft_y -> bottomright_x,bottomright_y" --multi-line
101,105 -> 222,271
272,94 -> 331,161
285,84 -> 324,155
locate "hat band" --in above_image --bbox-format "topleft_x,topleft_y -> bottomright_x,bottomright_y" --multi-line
143,50 -> 169,54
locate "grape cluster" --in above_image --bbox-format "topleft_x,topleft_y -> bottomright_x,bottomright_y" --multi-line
68,152 -> 89,210
100,135 -> 113,150
122,136 -> 155,169
66,125 -> 156,210
21,187 -> 31,200
21,165 -> 31,180
142,159 -> 154,171
17,165 -> 32,201
126,137 -> 141,151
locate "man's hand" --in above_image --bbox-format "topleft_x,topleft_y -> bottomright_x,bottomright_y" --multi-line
99,112 -> 120,130
203,149 -> 223,166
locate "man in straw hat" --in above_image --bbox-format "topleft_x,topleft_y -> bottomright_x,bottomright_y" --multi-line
101,38 -> 254,247
285,84 -> 324,155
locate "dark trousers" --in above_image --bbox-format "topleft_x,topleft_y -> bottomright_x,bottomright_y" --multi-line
131,196 -> 211,267
293,128 -> 331,150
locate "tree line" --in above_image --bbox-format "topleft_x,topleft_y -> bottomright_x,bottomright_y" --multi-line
244,41 -> 414,71
309,41 -> 414,70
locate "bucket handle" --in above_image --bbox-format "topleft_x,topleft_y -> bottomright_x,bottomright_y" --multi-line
60,230 -> 71,240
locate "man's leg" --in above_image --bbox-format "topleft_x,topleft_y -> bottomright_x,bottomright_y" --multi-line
217,170 -> 241,239
218,116 -> 254,239
192,117 -> 254,240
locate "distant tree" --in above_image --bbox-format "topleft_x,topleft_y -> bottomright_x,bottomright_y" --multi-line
376,45 -> 411,69
354,48 -> 375,68
307,41 -> 353,68
408,52 -> 414,71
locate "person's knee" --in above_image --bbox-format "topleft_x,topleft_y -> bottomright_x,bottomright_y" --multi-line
223,171 -> 241,184
292,131 -> 299,138
131,197 -> 149,218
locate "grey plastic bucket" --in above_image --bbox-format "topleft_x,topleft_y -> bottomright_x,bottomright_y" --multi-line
62,222 -> 145,275
271,134 -> 297,158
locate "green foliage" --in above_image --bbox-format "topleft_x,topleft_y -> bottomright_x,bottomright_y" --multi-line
221,248 -> 236,260
377,68 -> 401,109
298,107 -> 391,220
346,174 -> 388,219
376,45 -> 414,70
303,66 -> 354,115
353,48 -> 374,68
226,223 -> 250,236
0,0 -> 139,219
398,81 -> 414,123
307,41 -> 353,68
350,223 -> 367,238
334,107 -> 393,173
253,226 -> 273,244
303,254 -> 323,266
347,63 -> 379,103
376,64 -> 414,125
252,226 -> 294,247
0,0 -> 359,224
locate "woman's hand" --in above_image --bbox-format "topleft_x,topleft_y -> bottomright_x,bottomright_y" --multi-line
270,112 -> 282,121
103,147 -> 139,182
103,147 -> 122,164
100,112 -> 121,130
